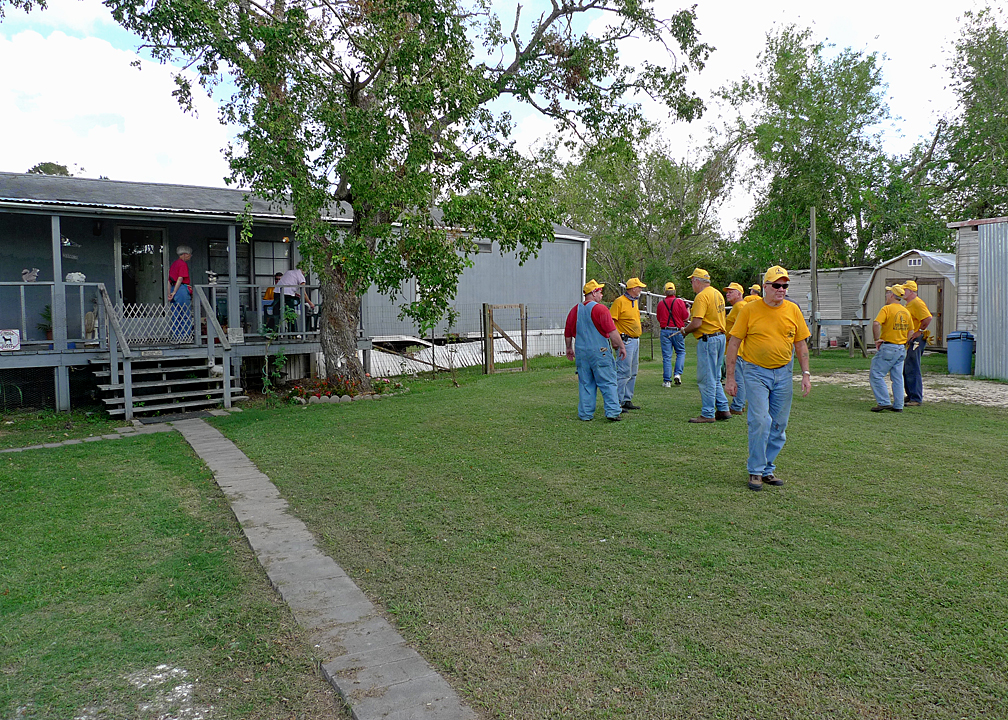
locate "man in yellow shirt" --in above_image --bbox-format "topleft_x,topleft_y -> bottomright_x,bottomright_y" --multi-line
682,268 -> 731,423
747,284 -> 762,301
870,284 -> 912,412
726,266 -> 811,491
723,282 -> 747,416
901,280 -> 933,406
610,277 -> 646,411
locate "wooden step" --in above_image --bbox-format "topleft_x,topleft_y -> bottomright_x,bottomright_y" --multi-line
97,376 -> 230,391
103,386 -> 244,406
107,397 -> 229,416
93,363 -> 217,378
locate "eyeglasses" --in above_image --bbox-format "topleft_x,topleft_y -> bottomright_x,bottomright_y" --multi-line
770,282 -> 789,290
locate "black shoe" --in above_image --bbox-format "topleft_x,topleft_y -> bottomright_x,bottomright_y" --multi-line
607,414 -> 622,422
870,404 -> 890,412
890,407 -> 903,412
622,401 -> 641,410
714,410 -> 732,421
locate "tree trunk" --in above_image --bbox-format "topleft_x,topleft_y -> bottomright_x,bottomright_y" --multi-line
319,263 -> 371,391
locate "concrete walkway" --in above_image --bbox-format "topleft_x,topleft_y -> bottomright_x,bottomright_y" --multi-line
172,418 -> 476,720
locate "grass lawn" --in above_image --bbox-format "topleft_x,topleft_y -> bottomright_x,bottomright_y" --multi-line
1,433 -> 343,719
211,345 -> 1008,719
0,408 -> 122,450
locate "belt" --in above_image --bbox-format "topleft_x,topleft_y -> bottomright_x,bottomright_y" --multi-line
700,331 -> 725,342
620,334 -> 640,341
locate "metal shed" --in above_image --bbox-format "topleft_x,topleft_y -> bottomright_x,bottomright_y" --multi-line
859,250 -> 957,348
949,217 -> 1008,380
786,266 -> 873,345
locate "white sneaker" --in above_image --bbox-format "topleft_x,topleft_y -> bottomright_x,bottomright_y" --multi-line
663,381 -> 671,388
674,375 -> 682,386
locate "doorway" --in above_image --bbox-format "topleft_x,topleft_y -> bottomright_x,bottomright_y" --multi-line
116,227 -> 167,306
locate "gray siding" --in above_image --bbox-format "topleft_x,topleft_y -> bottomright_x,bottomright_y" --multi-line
955,226 -> 979,332
786,267 -> 873,344
976,221 -> 1008,380
862,252 -> 956,347
362,238 -> 586,339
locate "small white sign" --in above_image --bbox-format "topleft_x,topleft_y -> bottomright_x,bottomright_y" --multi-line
141,349 -> 164,357
227,327 -> 245,344
1,329 -> 21,351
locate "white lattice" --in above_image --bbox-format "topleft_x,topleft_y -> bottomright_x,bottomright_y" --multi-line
118,303 -> 193,344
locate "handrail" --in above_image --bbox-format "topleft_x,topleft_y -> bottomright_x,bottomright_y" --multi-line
97,283 -> 132,358
194,285 -> 232,350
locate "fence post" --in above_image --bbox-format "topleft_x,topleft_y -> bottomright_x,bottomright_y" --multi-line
482,303 -> 492,374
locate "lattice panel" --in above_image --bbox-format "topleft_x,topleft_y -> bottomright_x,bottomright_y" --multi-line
117,303 -> 193,344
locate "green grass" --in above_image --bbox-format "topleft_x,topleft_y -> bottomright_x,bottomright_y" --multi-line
1,434 -> 343,719
0,408 -> 121,450
210,350 -> 1008,718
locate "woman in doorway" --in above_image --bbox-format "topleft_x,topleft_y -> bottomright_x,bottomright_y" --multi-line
168,245 -> 193,341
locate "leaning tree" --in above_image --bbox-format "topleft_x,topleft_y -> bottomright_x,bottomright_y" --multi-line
6,0 -> 713,387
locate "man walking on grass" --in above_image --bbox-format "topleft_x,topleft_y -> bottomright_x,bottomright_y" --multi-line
657,281 -> 689,388
682,268 -> 731,423
726,266 -> 811,491
723,282 -> 747,416
565,280 -> 627,422
901,280 -> 932,406
610,277 -> 646,411
869,284 -> 912,413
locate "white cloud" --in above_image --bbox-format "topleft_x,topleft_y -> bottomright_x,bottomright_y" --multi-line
0,29 -> 235,186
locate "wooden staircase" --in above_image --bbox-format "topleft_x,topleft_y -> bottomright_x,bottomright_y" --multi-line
92,350 -> 247,417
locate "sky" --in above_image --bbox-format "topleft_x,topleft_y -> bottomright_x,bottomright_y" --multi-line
0,0 -> 986,233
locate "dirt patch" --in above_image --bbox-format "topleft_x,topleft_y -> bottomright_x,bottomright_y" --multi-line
813,372 -> 1008,408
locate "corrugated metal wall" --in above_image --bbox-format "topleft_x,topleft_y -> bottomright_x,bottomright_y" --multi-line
955,227 -> 979,332
976,222 -> 1008,380
788,268 -> 872,343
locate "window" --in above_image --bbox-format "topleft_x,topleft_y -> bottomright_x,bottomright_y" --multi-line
476,241 -> 492,253
254,239 -> 291,288
907,257 -> 922,267
207,238 -> 251,279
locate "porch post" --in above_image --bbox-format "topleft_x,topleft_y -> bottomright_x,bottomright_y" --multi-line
227,224 -> 239,335
51,215 -> 70,410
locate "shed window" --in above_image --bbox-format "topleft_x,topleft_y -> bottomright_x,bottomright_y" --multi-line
907,257 -> 922,267
476,241 -> 492,253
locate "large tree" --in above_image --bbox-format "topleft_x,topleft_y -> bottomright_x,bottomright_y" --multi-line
7,0 -> 712,386
906,6 -> 1008,222
552,135 -> 734,292
721,26 -> 902,268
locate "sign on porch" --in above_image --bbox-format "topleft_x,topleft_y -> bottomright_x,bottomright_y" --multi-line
1,330 -> 21,351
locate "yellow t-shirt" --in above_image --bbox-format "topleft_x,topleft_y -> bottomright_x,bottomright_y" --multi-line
610,294 -> 642,337
725,301 -> 746,335
875,303 -> 912,344
731,299 -> 811,369
689,285 -> 726,339
905,296 -> 932,334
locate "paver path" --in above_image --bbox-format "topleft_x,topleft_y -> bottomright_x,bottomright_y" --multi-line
173,418 -> 476,720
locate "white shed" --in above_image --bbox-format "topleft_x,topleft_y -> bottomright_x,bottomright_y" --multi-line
859,250 -> 957,348
786,266 -> 873,345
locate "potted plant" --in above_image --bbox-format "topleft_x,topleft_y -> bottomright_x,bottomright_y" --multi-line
37,304 -> 53,341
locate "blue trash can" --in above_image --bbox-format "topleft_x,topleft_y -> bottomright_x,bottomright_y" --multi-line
947,331 -> 975,375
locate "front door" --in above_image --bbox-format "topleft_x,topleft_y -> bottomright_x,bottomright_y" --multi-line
116,227 -> 167,306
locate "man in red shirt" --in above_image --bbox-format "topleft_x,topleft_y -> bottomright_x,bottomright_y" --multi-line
656,281 -> 689,387
565,280 -> 627,421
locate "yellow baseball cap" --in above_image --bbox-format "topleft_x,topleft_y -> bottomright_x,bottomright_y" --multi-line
664,282 -> 676,294
764,265 -> 790,284
723,282 -> 744,294
749,284 -> 762,293
903,280 -> 918,292
583,279 -> 604,294
626,277 -> 647,289
886,284 -> 905,298
689,268 -> 710,281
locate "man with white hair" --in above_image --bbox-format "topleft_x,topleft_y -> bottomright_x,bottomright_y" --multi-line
726,266 -> 811,491
682,268 -> 731,423
901,280 -> 932,406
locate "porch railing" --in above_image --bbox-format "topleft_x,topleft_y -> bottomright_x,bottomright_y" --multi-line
197,282 -> 322,342
0,280 -> 106,348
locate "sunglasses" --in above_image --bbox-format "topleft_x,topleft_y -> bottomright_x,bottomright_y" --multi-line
770,282 -> 789,290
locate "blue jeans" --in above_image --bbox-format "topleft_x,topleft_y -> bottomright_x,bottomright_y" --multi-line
617,337 -> 640,404
170,284 -> 193,342
660,328 -> 686,382
695,333 -> 729,418
870,342 -> 906,409
741,358 -> 794,476
576,351 -> 621,420
730,359 -> 746,412
903,337 -> 924,403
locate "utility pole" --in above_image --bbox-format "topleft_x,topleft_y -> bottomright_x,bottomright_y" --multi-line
810,206 -> 819,357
